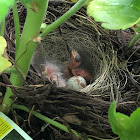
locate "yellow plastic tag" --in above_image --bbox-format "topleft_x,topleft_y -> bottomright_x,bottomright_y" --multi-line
0,116 -> 12,138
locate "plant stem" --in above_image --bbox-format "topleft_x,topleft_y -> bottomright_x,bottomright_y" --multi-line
12,104 -> 92,140
12,2 -> 20,55
40,0 -> 87,38
0,18 -> 5,36
128,33 -> 140,48
1,0 -> 49,114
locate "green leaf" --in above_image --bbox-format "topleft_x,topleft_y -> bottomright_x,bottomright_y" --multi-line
87,0 -> 140,30
0,36 -> 12,73
108,101 -> 140,140
0,0 -> 15,22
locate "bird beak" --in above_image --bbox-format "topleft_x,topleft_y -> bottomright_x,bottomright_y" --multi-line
72,50 -> 77,59
72,50 -> 81,62
69,50 -> 81,69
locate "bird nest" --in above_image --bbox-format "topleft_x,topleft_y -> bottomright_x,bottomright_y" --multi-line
32,2 -> 123,101
4,1 -> 140,140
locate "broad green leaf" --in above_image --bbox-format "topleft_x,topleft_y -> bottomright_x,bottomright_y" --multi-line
0,0 -> 15,22
87,0 -> 140,30
108,101 -> 140,140
0,36 -> 12,73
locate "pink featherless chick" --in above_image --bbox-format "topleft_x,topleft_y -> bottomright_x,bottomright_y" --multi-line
40,61 -> 66,87
67,50 -> 93,83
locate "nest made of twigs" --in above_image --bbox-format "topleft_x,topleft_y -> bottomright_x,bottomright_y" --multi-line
32,2 -> 124,102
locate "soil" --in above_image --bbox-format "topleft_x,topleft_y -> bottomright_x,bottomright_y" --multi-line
1,1 -> 140,140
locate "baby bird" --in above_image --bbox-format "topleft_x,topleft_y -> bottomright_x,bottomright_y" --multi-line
40,50 -> 93,88
40,62 -> 66,87
68,50 -> 93,83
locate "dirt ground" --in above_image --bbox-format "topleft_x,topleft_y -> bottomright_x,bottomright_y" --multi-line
1,1 -> 140,140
